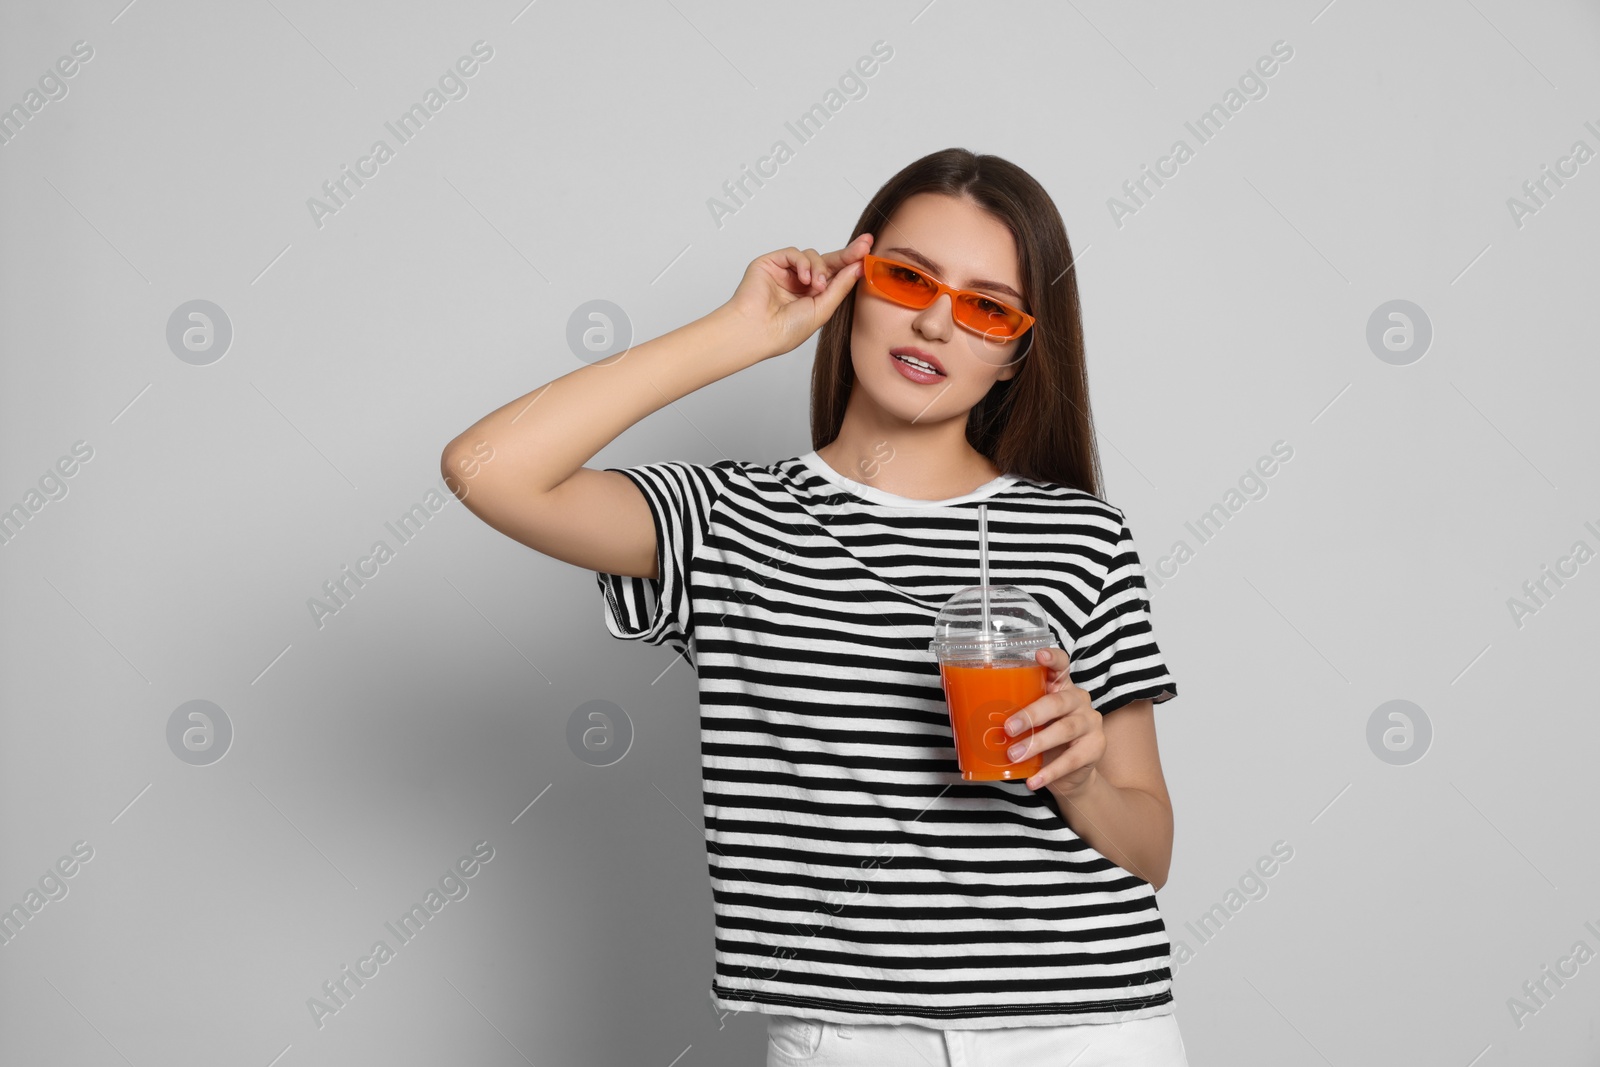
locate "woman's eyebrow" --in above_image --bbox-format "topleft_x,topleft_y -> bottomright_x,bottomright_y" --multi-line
883,246 -> 1024,302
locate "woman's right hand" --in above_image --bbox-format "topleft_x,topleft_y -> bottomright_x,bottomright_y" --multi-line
719,233 -> 875,362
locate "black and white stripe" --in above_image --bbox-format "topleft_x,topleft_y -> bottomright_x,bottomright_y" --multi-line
595,452 -> 1179,1030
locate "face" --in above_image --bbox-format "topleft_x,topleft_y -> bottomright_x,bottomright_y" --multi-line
847,191 -> 1031,427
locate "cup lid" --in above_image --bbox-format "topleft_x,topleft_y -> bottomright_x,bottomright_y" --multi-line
928,584 -> 1053,660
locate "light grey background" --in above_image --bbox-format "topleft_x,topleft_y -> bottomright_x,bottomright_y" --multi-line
3,0 -> 1597,1064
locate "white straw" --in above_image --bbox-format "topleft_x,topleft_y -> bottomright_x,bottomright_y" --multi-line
978,504 -> 991,658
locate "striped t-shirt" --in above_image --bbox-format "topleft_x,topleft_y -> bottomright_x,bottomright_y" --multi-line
594,450 -> 1179,1030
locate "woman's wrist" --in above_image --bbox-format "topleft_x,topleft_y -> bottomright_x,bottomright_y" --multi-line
703,302 -> 781,366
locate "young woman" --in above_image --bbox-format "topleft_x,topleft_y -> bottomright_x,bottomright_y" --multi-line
442,148 -> 1187,1066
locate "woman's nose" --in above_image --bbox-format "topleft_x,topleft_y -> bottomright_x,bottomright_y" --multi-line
912,294 -> 955,338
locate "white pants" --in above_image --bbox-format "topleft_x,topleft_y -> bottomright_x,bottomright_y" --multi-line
765,1011 -> 1189,1067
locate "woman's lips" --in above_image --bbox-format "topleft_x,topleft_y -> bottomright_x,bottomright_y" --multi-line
889,350 -> 945,383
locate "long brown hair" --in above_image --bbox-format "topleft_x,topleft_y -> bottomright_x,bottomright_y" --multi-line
810,147 -> 1103,497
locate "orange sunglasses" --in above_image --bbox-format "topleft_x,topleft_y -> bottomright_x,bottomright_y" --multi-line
858,253 -> 1035,343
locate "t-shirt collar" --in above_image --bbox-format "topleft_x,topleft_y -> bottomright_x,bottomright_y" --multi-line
796,450 -> 1018,508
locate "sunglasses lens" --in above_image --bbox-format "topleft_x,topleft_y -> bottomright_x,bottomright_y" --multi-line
871,260 -> 938,307
953,294 -> 1025,340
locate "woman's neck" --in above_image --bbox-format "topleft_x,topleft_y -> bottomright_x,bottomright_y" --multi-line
814,436 -> 1002,501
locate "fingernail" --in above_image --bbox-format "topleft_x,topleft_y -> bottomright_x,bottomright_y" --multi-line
1008,743 -> 1025,760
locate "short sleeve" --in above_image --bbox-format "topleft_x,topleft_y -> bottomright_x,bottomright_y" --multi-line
594,461 -> 726,659
1071,514 -> 1178,715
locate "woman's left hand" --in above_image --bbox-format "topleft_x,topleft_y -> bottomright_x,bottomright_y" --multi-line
1001,646 -> 1103,795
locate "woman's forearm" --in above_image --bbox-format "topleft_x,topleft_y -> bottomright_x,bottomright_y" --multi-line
1050,769 -> 1174,891
442,304 -> 768,497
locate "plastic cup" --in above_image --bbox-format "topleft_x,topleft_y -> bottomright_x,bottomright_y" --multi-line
929,584 -> 1053,781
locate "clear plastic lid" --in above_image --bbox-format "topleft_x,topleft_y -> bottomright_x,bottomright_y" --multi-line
928,584 -> 1054,662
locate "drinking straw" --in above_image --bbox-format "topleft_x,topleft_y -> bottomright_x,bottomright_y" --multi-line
978,504 -> 991,659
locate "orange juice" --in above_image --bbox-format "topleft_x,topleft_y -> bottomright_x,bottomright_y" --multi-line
938,660 -> 1047,781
